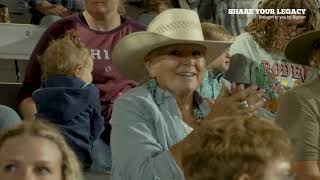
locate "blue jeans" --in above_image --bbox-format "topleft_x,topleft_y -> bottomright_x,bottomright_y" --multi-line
0,105 -> 21,133
91,139 -> 112,172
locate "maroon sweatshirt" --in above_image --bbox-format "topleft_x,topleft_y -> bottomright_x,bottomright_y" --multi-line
17,13 -> 146,143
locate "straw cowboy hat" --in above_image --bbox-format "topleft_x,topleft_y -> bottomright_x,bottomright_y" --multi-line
285,30 -> 320,66
112,9 -> 232,81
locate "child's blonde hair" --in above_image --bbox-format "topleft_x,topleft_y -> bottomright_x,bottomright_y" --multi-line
201,23 -> 234,41
38,32 -> 92,80
0,120 -> 83,180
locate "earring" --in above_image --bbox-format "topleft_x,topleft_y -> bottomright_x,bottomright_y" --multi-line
147,78 -> 157,92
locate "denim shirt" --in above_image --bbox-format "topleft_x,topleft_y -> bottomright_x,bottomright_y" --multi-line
199,71 -> 229,100
110,85 -> 210,180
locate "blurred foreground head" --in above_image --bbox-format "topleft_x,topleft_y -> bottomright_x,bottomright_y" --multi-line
182,116 -> 291,180
0,120 -> 83,180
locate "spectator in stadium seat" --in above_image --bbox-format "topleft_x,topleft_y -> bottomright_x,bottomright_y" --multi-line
21,0 -> 83,25
276,30 -> 320,180
199,23 -> 233,100
17,0 -> 145,172
32,34 -> 104,170
110,8 -> 265,180
182,116 -> 292,180
0,120 -> 83,180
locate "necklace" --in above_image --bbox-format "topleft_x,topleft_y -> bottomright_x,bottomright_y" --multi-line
147,79 -> 203,135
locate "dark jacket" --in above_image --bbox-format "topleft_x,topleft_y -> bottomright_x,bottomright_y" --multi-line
32,75 -> 104,168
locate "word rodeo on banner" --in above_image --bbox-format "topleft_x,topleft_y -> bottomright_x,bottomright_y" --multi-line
261,60 -> 308,82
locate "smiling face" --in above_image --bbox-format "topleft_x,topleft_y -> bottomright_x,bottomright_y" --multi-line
0,136 -> 63,180
145,44 -> 206,97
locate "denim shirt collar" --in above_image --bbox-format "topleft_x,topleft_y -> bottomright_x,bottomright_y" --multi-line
208,71 -> 224,82
151,85 -> 211,118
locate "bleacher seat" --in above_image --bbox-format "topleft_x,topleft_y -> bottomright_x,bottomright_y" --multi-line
84,171 -> 110,180
0,23 -> 45,60
0,82 -> 21,110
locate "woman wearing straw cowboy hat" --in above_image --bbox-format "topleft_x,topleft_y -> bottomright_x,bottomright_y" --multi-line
276,30 -> 320,180
110,9 -> 265,179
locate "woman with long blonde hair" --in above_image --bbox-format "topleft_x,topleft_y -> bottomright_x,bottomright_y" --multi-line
0,120 -> 83,180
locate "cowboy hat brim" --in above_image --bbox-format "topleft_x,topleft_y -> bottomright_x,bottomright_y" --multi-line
285,30 -> 320,66
112,31 -> 232,82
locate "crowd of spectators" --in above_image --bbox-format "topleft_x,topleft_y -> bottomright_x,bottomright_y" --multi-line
0,0 -> 320,179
